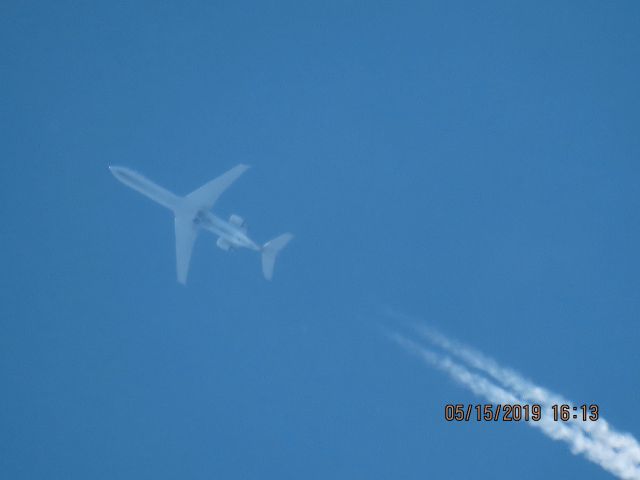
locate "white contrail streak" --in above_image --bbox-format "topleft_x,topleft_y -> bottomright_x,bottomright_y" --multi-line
388,324 -> 640,480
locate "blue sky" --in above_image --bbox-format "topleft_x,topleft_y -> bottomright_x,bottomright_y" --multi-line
2,1 -> 639,478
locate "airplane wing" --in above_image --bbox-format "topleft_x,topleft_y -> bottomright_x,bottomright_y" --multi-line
185,164 -> 249,211
174,215 -> 199,284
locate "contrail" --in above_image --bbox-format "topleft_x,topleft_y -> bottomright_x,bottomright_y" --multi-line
387,320 -> 640,480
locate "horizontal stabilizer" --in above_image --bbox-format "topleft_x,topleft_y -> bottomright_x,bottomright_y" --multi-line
261,233 -> 293,280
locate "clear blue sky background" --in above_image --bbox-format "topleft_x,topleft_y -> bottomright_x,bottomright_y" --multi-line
2,2 -> 639,478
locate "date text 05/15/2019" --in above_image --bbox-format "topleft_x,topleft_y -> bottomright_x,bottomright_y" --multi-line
444,404 -> 600,422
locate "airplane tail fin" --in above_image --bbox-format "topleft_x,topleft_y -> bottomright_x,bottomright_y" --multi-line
261,233 -> 293,280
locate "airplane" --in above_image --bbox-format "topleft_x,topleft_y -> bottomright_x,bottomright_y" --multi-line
109,164 -> 292,284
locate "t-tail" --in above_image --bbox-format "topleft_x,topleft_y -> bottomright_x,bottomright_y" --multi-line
261,233 -> 293,280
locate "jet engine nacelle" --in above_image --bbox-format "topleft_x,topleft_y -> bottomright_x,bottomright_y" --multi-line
229,214 -> 246,231
216,237 -> 231,251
